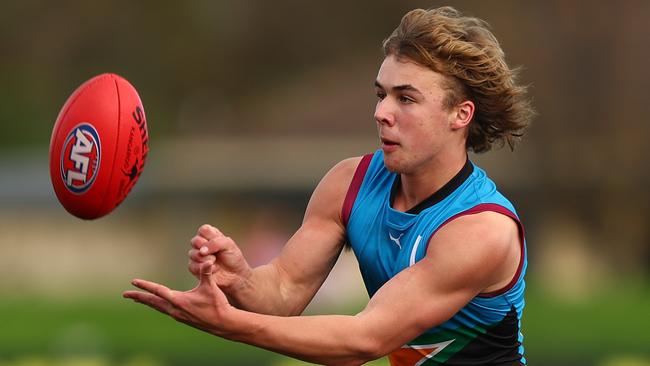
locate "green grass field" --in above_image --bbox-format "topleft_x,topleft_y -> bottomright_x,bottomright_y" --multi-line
0,282 -> 648,366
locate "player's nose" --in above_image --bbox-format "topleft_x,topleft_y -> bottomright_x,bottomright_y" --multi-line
374,98 -> 396,126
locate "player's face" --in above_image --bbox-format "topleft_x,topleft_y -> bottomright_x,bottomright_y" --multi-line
374,55 -> 460,174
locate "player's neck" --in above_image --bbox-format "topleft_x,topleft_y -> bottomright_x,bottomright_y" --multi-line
394,148 -> 468,212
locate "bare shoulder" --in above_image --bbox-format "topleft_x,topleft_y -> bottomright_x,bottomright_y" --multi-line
432,211 -> 518,253
322,156 -> 364,188
426,211 -> 521,293
301,156 -> 364,229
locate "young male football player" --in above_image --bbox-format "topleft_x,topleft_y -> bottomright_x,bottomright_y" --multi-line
125,7 -> 533,365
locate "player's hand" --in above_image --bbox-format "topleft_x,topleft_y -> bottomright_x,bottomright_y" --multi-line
123,263 -> 237,338
188,224 -> 252,292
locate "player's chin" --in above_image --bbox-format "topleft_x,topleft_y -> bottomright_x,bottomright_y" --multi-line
384,155 -> 419,175
383,156 -> 405,174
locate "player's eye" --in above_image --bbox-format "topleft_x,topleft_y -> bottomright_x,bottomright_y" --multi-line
375,91 -> 386,100
398,95 -> 414,104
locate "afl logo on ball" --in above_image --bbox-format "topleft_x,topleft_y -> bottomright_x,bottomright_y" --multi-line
60,123 -> 101,194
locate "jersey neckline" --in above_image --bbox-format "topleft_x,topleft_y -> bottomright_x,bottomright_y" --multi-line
389,157 -> 475,215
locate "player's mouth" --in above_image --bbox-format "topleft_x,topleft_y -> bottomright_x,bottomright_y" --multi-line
381,137 -> 400,153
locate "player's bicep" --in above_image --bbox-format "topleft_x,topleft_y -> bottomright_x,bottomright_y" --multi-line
271,157 -> 362,312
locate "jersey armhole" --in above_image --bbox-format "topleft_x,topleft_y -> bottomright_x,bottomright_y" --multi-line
427,203 -> 526,297
341,153 -> 373,228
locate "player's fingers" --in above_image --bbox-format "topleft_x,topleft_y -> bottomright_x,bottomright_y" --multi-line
190,235 -> 208,250
207,235 -> 237,254
197,224 -> 224,240
187,260 -> 216,277
188,249 -> 216,262
188,261 -> 201,277
123,290 -> 173,315
188,260 -> 216,276
125,289 -> 190,325
193,235 -> 234,257
130,279 -> 177,305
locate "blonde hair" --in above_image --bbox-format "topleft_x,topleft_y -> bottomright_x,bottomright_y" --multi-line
383,7 -> 533,153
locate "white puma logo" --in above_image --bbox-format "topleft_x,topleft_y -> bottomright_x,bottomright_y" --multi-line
388,232 -> 404,249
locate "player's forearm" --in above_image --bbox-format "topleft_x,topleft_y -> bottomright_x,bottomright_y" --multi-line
223,310 -> 384,366
227,263 -> 307,316
225,263 -> 283,314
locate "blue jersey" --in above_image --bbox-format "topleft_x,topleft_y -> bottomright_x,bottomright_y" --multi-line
343,150 -> 527,365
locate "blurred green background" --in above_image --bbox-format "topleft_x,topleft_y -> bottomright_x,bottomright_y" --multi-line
1,1 -> 649,365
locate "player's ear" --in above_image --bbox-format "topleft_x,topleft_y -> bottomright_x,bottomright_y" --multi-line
450,100 -> 474,130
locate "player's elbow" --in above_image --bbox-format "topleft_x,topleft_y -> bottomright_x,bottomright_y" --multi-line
341,337 -> 386,366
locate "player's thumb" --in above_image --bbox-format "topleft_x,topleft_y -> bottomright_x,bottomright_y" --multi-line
198,262 -> 218,289
197,262 -> 229,305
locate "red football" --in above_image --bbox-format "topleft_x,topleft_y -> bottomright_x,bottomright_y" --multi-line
49,73 -> 149,219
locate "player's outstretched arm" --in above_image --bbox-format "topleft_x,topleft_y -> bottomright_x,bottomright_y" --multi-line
124,210 -> 521,366
187,157 -> 362,316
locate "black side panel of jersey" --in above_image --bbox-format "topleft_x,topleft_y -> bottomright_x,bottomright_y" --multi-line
444,307 -> 524,365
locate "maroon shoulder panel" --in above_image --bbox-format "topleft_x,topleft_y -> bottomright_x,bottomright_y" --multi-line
341,154 -> 374,227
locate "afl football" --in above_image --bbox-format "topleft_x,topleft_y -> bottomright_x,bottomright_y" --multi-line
49,73 -> 149,219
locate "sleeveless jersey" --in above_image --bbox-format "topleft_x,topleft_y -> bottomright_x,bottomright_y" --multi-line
343,150 -> 527,365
